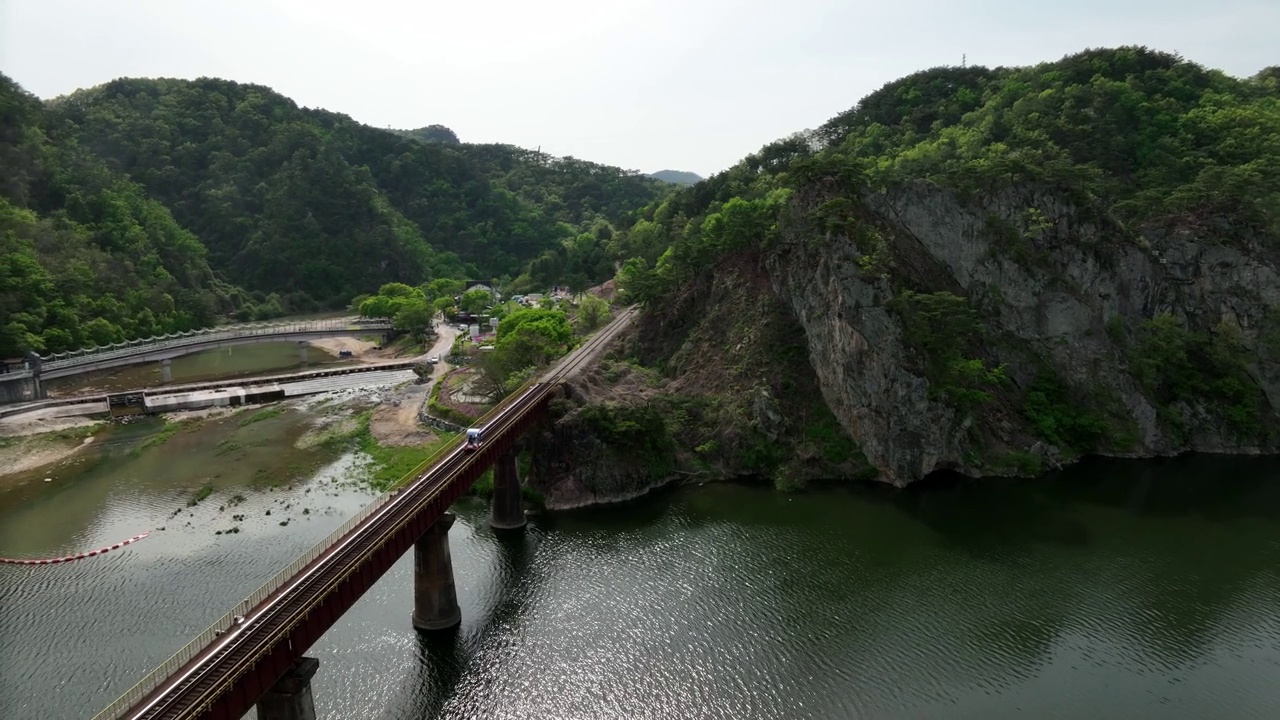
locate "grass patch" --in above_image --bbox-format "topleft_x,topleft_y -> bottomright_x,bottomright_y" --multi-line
239,405 -> 286,427
346,412 -> 457,491
0,423 -> 103,451
803,408 -> 863,466
134,420 -> 189,454
188,483 -> 214,506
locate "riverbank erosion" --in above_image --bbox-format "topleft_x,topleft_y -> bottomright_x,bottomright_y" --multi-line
533,182 -> 1280,499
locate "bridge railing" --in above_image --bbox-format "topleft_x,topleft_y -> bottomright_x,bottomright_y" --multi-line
90,381 -> 537,720
38,318 -> 392,373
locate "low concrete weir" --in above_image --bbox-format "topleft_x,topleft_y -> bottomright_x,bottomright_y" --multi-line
143,386 -> 288,414
0,362 -> 419,420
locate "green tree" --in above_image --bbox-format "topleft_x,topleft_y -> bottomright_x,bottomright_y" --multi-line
425,278 -> 465,302
575,294 -> 611,333
459,288 -> 492,314
393,301 -> 433,339
359,282 -> 427,319
566,272 -> 591,300
616,257 -> 661,305
432,296 -> 455,316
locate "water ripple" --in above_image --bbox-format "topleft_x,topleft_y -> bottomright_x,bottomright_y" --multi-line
8,458 -> 1280,719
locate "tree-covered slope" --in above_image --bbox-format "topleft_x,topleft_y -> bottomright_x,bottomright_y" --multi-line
46,77 -> 669,304
0,73 -> 670,358
593,47 -> 1280,488
813,47 -> 1280,233
1,74 -> 227,356
624,47 -> 1278,272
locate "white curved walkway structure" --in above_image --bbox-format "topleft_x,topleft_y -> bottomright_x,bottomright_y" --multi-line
7,318 -> 394,381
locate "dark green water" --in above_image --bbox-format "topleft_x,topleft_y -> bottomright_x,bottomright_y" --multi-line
2,438 -> 1279,718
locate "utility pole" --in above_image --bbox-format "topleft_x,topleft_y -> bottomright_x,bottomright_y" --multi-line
962,54 -> 967,68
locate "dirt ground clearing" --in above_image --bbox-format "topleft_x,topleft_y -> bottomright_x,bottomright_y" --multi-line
368,383 -> 436,447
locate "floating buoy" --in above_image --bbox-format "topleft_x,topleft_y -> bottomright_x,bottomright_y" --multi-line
43,478 -> 52,483
0,532 -> 150,566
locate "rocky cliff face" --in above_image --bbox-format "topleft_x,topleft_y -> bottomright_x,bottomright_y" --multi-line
532,181 -> 1280,500
768,181 -> 1280,485
528,255 -> 875,507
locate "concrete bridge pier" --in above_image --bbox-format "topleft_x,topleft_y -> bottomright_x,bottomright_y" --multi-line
298,342 -> 309,366
257,656 -> 319,720
412,513 -> 462,631
160,359 -> 172,384
490,448 -> 527,530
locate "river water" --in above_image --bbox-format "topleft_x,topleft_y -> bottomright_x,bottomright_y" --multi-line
2,410 -> 1279,719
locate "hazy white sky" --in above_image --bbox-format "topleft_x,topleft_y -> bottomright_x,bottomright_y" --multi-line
1,0 -> 1276,177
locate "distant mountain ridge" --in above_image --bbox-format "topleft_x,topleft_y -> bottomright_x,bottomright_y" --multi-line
648,170 -> 703,185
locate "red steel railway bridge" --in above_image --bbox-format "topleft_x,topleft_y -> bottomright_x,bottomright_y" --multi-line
90,308 -> 636,720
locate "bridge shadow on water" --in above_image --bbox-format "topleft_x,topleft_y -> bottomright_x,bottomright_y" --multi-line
383,524 -> 537,719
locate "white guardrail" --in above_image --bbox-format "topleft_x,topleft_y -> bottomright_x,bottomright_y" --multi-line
5,319 -> 392,378
91,485 -> 406,720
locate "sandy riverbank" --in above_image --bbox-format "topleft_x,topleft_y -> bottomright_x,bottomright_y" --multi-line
310,323 -> 462,365
0,406 -> 255,482
307,337 -> 381,361
0,407 -> 101,439
0,433 -> 96,477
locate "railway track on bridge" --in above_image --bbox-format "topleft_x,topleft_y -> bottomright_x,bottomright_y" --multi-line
94,307 -> 635,720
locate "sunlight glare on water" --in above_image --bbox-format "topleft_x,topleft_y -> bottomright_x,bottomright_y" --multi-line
3,436 -> 1280,719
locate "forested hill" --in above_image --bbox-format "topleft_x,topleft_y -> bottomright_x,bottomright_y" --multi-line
0,73 -> 669,356
619,46 -> 1280,282
1,75 -> 227,356
602,46 -> 1280,486
47,77 -> 669,304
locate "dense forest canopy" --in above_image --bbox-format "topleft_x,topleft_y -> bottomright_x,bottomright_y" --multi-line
0,73 -> 671,357
614,47 -> 1280,303
47,77 -> 670,302
1,76 -> 227,356
602,46 -> 1280,466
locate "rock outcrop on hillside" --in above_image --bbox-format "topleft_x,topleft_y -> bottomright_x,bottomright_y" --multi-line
531,48 -> 1280,498
532,181 -> 1280,499
769,181 -> 1280,485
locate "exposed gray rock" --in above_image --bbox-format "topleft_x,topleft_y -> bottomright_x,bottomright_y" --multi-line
768,181 -> 1280,485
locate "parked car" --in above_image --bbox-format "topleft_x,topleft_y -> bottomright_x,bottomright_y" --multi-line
428,356 -> 440,364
